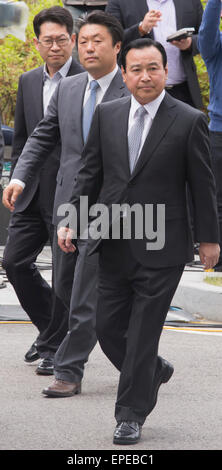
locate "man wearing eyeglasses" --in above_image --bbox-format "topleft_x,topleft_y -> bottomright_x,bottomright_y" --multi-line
2,6 -> 83,368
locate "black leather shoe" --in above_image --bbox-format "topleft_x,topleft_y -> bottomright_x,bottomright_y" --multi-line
113,421 -> 141,445
24,342 -> 40,363
148,357 -> 174,415
36,358 -> 54,375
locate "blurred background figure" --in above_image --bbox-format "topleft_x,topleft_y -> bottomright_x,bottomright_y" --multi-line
105,0 -> 203,109
0,0 -> 29,41
62,0 -> 107,31
198,0 -> 222,271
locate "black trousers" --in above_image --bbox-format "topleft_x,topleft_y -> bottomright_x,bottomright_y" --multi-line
96,239 -> 184,425
209,131 -> 222,268
2,190 -> 67,342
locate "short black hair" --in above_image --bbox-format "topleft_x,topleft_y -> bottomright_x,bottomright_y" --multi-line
121,38 -> 167,70
33,6 -> 73,38
77,10 -> 124,46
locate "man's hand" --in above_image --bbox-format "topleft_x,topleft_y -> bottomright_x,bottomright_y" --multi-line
57,226 -> 76,253
199,242 -> 220,270
140,10 -> 162,35
2,183 -> 23,211
171,37 -> 192,51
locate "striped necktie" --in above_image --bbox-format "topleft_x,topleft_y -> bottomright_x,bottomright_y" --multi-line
128,106 -> 147,173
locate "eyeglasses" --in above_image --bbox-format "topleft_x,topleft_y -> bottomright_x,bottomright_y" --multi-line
37,37 -> 70,48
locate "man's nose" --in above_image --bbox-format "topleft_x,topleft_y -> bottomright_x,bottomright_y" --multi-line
51,40 -> 61,50
141,70 -> 151,80
86,40 -> 95,51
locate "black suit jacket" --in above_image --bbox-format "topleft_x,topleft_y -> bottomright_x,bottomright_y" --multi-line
10,58 -> 84,215
106,0 -> 203,108
69,93 -> 219,268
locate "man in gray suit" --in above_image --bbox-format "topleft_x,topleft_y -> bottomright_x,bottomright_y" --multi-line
3,11 -> 129,394
2,6 -> 83,370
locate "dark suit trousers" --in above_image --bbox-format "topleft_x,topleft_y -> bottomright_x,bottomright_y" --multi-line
53,239 -> 98,382
2,189 -> 67,341
96,238 -> 184,425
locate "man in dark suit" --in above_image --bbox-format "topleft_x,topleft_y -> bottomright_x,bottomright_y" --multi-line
58,38 -> 220,444
2,6 -> 83,368
3,12 -> 129,393
105,0 -> 203,108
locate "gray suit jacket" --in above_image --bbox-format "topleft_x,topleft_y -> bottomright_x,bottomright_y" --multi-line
11,58 -> 84,215
11,68 -> 130,224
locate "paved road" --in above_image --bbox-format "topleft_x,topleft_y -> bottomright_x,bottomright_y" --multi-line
0,322 -> 221,453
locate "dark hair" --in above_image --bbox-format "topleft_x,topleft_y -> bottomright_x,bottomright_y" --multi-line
33,6 -> 73,38
77,10 -> 124,46
121,38 -> 167,70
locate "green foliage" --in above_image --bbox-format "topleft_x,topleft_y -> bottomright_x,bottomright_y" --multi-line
0,0 -> 63,125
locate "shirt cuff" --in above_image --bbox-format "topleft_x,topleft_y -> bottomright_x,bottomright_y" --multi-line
10,178 -> 25,189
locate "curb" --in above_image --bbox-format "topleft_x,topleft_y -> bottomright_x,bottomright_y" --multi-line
172,270 -> 222,323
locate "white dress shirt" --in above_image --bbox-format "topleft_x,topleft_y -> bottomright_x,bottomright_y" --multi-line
83,64 -> 119,106
128,89 -> 165,156
43,56 -> 72,114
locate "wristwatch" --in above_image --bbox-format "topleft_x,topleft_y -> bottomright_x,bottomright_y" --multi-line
138,21 -> 150,36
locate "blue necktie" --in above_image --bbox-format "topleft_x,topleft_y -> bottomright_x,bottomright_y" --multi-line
82,80 -> 100,143
128,106 -> 147,173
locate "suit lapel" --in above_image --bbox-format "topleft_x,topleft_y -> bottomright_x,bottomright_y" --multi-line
102,68 -> 128,102
66,59 -> 77,77
138,0 -> 149,18
130,93 -> 178,180
114,97 -> 132,177
33,67 -> 44,120
173,0 -> 183,29
70,72 -> 88,144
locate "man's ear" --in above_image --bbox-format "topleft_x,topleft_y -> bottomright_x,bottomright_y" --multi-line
33,37 -> 39,52
70,33 -> 76,50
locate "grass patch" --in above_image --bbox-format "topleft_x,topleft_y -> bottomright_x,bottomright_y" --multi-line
204,276 -> 222,286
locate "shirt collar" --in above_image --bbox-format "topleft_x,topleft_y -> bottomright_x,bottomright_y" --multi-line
43,56 -> 72,81
87,64 -> 119,93
131,89 -> 165,120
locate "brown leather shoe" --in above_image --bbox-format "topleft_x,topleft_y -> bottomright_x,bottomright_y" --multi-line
42,379 -> 81,397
